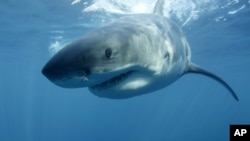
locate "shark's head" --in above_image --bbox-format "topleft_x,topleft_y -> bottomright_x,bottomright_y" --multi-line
42,24 -> 165,98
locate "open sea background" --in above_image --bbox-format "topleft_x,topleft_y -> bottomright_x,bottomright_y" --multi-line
0,0 -> 250,141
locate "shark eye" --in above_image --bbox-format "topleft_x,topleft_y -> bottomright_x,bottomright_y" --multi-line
105,48 -> 112,58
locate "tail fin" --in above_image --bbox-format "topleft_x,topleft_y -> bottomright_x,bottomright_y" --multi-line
153,0 -> 164,16
186,63 -> 239,101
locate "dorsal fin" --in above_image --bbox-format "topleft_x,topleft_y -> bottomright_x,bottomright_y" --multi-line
153,0 -> 165,16
186,63 -> 239,101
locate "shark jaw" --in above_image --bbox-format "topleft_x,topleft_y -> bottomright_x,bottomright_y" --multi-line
90,70 -> 135,91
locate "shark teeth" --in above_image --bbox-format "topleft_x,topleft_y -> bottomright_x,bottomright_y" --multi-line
91,71 -> 134,90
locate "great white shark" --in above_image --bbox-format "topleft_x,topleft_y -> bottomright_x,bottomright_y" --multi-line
42,0 -> 239,101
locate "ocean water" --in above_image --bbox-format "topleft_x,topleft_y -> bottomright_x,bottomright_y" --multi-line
0,0 -> 250,141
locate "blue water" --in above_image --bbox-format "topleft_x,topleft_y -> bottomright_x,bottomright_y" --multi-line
1,0 -> 250,141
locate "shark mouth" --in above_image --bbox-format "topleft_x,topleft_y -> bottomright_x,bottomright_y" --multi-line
90,70 -> 135,90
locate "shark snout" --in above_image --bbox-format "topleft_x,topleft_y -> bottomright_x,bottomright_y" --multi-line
42,53 -> 94,88
42,61 -> 60,81
42,61 -> 90,80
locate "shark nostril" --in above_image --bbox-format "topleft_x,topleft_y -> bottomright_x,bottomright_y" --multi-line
78,68 -> 90,75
